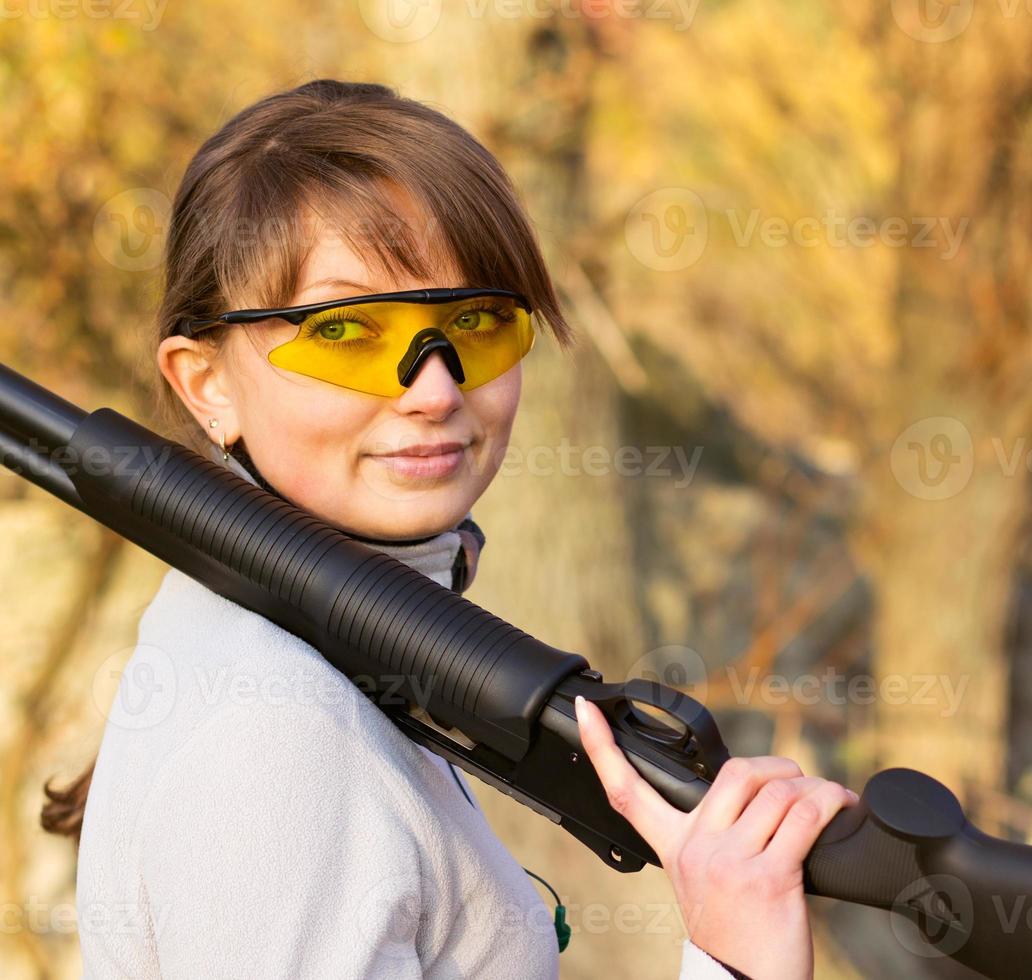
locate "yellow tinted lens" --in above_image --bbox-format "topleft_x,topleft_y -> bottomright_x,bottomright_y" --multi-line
267,295 -> 534,396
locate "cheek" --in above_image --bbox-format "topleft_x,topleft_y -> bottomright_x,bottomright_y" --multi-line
230,364 -> 379,481
469,363 -> 522,437
464,367 -> 522,486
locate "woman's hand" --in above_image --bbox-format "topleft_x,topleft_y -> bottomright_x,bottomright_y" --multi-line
573,695 -> 858,980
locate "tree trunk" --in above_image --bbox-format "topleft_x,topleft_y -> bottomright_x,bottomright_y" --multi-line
858,409 -> 1027,800
465,20 -> 646,673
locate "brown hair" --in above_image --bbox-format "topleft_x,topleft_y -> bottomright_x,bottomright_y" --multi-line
40,77 -> 575,848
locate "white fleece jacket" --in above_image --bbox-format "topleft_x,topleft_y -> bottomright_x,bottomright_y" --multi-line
76,453 -> 734,978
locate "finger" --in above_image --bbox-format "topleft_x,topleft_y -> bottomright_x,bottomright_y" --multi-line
763,780 -> 858,871
574,695 -> 683,855
726,776 -> 829,856
690,756 -> 805,835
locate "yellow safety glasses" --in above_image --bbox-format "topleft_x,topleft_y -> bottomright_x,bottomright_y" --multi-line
175,287 -> 536,398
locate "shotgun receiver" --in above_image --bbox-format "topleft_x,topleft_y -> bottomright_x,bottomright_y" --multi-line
1,360 -> 1029,978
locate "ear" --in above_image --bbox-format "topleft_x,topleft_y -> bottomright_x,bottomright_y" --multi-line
157,335 -> 240,445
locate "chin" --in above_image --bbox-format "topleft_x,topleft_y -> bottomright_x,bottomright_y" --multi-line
340,492 -> 472,542
382,505 -> 468,540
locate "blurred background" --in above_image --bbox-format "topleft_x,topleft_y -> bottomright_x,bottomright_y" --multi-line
1,1 -> 1030,977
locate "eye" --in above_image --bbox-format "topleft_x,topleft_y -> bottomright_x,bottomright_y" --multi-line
302,308 -> 377,345
447,302 -> 517,336
453,310 -> 484,331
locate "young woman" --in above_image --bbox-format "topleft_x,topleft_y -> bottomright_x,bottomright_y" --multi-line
43,79 -> 857,979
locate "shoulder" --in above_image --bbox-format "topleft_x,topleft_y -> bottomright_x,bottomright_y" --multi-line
131,697 -> 441,975
134,695 -> 427,866
131,567 -> 387,740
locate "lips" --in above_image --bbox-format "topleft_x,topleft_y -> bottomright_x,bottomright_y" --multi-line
367,439 -> 472,482
375,441 -> 470,458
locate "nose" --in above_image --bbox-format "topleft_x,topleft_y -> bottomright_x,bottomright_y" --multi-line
396,349 -> 464,420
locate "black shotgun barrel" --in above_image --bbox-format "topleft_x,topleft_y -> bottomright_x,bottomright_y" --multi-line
64,406 -> 588,761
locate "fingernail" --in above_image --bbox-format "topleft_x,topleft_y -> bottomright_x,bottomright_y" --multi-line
847,789 -> 860,803
574,694 -> 585,722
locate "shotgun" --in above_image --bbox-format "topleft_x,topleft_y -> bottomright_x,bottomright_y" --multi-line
1,359 -> 1029,978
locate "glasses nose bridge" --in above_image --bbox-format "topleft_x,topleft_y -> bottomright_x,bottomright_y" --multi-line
396,349 -> 466,420
397,327 -> 466,390
377,301 -> 463,390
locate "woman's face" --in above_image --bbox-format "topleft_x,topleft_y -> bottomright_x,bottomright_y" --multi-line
159,221 -> 522,541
